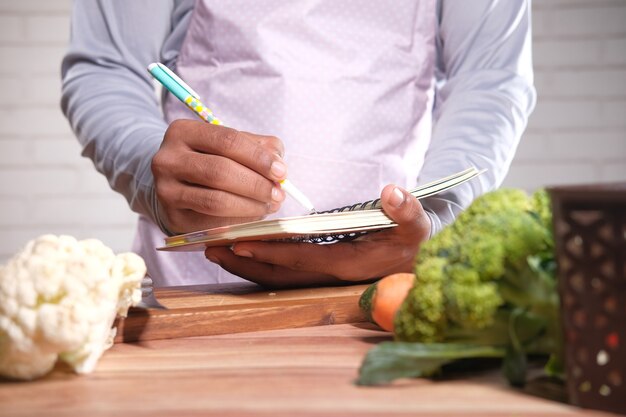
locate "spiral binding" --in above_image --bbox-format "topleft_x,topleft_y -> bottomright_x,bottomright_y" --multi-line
316,197 -> 382,214
285,196 -> 384,244
278,231 -> 372,244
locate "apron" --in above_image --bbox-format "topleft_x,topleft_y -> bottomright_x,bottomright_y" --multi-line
134,0 -> 436,286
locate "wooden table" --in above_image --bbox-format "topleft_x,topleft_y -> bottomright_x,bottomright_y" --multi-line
0,323 -> 615,417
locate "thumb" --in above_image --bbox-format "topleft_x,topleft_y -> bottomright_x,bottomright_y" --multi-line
380,185 -> 431,241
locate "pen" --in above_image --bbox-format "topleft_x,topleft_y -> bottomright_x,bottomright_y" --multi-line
147,63 -> 317,214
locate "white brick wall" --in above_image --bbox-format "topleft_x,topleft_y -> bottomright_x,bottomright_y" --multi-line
0,0 -> 624,262
505,0 -> 626,190
0,0 -> 136,261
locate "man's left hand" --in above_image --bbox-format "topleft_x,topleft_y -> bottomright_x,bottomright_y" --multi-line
204,184 -> 431,288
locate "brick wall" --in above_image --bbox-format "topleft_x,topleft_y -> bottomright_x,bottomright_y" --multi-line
0,0 -> 625,261
504,0 -> 626,190
0,0 -> 137,261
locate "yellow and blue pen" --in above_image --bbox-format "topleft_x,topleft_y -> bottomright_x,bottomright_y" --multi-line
147,63 -> 316,214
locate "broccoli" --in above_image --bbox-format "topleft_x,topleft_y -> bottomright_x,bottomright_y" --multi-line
358,188 -> 561,386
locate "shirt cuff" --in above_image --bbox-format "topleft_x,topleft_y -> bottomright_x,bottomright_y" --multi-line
420,194 -> 465,239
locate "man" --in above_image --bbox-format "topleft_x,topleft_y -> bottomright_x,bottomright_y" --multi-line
61,0 -> 535,287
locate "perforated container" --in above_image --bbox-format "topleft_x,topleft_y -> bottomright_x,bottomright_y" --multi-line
549,183 -> 626,415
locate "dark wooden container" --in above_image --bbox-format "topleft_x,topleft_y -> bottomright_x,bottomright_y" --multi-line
548,183 -> 626,415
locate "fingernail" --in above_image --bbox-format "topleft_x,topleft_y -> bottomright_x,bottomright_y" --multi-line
269,201 -> 281,213
271,186 -> 285,202
235,249 -> 253,258
389,187 -> 405,208
270,160 -> 286,178
207,256 -> 221,266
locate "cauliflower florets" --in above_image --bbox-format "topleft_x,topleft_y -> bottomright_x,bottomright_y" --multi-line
0,235 -> 146,380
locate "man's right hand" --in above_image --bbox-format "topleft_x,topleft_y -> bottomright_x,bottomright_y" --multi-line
151,119 -> 287,234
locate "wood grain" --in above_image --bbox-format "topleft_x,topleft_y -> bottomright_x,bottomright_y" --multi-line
0,324 -> 610,417
114,283 -> 370,343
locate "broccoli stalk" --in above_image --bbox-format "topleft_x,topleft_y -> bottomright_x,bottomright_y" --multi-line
357,189 -> 562,386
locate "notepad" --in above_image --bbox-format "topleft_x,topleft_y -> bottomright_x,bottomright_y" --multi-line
158,167 -> 482,251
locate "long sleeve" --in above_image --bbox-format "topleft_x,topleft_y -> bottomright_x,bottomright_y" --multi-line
60,1 -> 175,222
420,0 -> 536,236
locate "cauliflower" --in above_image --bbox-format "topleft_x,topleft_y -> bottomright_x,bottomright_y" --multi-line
0,235 -> 146,380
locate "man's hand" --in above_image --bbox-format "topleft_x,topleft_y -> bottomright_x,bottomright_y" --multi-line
152,120 -> 287,234
204,185 -> 431,288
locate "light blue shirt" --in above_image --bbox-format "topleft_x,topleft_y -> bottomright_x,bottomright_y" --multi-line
61,0 -> 536,238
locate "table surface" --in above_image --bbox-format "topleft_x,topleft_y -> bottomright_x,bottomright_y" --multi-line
0,323 -> 615,417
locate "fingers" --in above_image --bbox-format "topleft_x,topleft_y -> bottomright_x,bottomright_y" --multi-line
168,183 -> 279,217
233,242 -> 350,277
250,134 -> 285,159
163,209 -> 263,234
204,246 -> 341,288
379,185 -> 431,243
229,240 -> 409,281
154,173 -> 282,233
152,120 -> 290,233
163,119 -> 287,182
169,152 -> 285,204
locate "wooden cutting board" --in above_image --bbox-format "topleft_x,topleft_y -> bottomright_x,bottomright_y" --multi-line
114,283 -> 369,343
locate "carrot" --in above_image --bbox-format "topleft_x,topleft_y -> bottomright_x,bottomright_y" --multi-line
370,273 -> 415,332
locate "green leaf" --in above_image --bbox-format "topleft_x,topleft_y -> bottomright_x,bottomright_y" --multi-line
356,342 -> 505,386
544,353 -> 565,380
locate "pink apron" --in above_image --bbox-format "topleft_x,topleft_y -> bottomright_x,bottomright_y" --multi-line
135,0 -> 436,286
